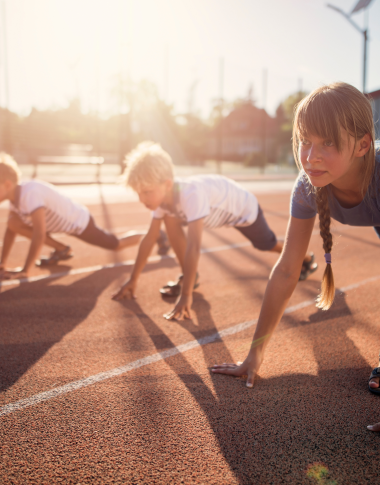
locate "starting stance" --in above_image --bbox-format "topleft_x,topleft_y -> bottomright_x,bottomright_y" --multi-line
112,142 -> 317,319
0,153 -> 169,280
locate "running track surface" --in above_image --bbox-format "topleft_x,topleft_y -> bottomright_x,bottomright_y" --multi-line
1,186 -> 380,484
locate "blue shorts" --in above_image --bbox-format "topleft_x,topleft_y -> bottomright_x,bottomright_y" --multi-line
235,206 -> 277,251
375,227 -> 380,238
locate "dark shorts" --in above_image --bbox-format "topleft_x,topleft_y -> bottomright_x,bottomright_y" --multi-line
374,227 -> 380,239
235,205 -> 277,251
74,216 -> 119,250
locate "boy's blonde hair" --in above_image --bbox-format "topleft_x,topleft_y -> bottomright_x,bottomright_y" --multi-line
123,141 -> 174,191
292,82 -> 376,311
0,152 -> 21,184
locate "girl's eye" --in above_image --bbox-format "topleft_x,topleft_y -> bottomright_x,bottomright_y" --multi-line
324,140 -> 334,147
300,139 -> 310,145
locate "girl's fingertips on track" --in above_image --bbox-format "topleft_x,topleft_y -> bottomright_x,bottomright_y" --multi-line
246,382 -> 253,388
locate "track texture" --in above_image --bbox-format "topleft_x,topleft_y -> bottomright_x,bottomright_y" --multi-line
1,192 -> 380,484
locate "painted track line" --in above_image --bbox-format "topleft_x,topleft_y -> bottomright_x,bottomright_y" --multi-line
0,242 -> 252,289
1,273 -> 380,417
1,229 -> 324,288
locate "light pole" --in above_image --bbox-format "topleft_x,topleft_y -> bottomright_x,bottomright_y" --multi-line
327,1 -> 373,93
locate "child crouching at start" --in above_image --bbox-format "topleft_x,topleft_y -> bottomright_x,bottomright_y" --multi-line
112,141 -> 317,319
0,153 -> 169,280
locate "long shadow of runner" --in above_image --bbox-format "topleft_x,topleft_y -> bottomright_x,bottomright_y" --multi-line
0,258 -> 176,392
122,293 -> 379,484
0,268 -> 116,392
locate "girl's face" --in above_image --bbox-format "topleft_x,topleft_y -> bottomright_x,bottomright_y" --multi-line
298,128 -> 365,188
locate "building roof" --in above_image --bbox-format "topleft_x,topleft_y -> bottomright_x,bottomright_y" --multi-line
367,88 -> 380,100
212,102 -> 277,137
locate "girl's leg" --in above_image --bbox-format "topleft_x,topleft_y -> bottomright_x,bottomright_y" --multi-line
8,213 -> 68,251
163,216 -> 187,272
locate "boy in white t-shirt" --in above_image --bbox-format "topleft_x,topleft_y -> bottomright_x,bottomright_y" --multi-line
0,153 -> 169,280
112,142 -> 317,320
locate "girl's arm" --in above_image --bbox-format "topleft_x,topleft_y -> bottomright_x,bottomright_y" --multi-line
112,217 -> 161,300
212,215 -> 316,387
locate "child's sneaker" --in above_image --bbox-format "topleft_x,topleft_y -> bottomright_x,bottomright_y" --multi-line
37,246 -> 73,266
156,230 -> 170,256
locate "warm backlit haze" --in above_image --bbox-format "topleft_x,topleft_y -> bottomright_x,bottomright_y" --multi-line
2,0 -> 380,116
0,0 -> 378,171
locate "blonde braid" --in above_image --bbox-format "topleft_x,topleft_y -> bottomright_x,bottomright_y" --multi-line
315,187 -> 335,310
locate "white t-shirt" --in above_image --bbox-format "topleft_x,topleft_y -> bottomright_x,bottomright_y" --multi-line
153,175 -> 259,228
10,180 -> 90,235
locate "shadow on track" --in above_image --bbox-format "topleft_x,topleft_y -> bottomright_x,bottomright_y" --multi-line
0,267 -> 115,393
0,258 -> 176,393
120,292 -> 379,484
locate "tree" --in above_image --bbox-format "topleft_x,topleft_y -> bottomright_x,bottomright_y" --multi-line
275,90 -> 308,165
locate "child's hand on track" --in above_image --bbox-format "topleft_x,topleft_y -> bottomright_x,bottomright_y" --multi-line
367,422 -> 380,432
112,280 -> 136,300
164,294 -> 193,320
211,347 -> 264,388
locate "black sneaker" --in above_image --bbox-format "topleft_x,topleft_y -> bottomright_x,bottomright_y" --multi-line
37,246 -> 73,267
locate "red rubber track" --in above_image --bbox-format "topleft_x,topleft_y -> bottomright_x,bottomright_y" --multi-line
1,192 -> 380,484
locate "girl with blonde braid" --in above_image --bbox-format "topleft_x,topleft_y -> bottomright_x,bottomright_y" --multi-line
212,82 -> 380,431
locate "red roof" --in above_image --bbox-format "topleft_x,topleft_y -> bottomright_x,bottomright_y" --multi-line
367,89 -> 380,100
213,102 -> 277,137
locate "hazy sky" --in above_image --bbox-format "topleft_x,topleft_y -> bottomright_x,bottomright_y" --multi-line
1,0 -> 380,117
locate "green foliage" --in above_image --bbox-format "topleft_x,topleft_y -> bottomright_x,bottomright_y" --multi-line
243,151 -> 266,168
275,90 -> 308,165
176,113 -> 210,163
306,463 -> 337,485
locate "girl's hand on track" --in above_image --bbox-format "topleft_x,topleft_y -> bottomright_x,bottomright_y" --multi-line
164,294 -> 193,320
211,348 -> 264,388
367,422 -> 380,432
112,280 -> 136,300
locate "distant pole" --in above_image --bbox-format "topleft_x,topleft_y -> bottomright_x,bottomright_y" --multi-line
95,0 -> 101,158
164,45 -> 169,102
2,0 -> 9,111
298,77 -> 303,96
261,68 -> 267,172
217,57 -> 224,174
326,3 -> 371,94
2,0 -> 10,153
117,0 -> 124,174
363,28 -> 368,93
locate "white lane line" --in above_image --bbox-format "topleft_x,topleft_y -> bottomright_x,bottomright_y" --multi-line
0,255 -> 168,288
0,225 -> 355,289
0,242 -> 253,289
1,273 -> 380,417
